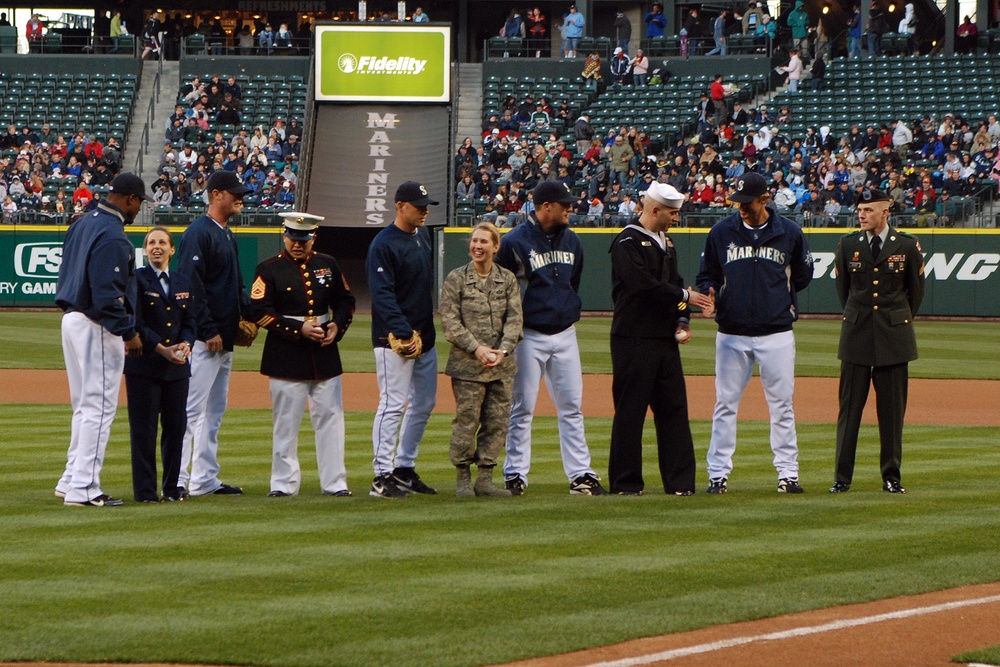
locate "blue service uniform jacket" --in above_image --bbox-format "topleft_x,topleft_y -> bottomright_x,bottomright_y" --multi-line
124,266 -> 197,381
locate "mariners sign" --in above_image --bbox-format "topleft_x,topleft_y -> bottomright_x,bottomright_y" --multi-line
315,24 -> 450,102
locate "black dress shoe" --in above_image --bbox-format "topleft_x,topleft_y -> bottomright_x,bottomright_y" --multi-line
324,489 -> 352,497
267,490 -> 291,497
64,494 -> 125,507
615,490 -> 643,496
883,480 -> 906,494
829,482 -> 851,493
163,494 -> 187,502
213,483 -> 243,495
138,498 -> 161,504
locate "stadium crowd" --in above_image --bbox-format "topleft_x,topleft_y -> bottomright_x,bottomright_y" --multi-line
459,91 -> 1000,228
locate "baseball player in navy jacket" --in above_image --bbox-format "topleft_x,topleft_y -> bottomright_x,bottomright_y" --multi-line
696,172 -> 814,494
125,227 -> 197,503
496,181 -> 607,496
54,173 -> 151,507
175,170 -> 252,496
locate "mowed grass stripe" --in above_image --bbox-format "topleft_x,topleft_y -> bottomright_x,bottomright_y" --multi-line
4,312 -> 1000,378
1,405 -> 999,666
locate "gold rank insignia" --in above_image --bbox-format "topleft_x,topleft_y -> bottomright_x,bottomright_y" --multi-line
251,276 -> 266,300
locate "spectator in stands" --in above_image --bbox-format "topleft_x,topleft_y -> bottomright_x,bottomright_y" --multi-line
614,11 -> 631,53
755,14 -> 776,52
217,103 -> 240,126
263,135 -> 284,165
3,125 -> 21,150
646,3 -> 666,38
913,177 -> 937,226
779,48 -> 803,92
787,1 -> 811,56
562,5 -> 585,58
582,52 -> 602,90
26,13 -> 43,51
141,11 -> 163,60
527,7 -> 547,57
743,2 -> 764,35
898,2 -> 916,54
503,9 -> 526,41
275,23 -> 293,53
236,24 -> 253,55
867,1 -> 887,56
83,136 -> 104,161
1,194 -> 16,222
811,54 -> 826,90
607,134 -> 635,187
610,48 -> 630,87
707,10 -> 728,56
412,7 -> 429,22
683,8 -> 706,55
258,23 -> 274,55
956,16 -> 978,54
208,19 -> 226,55
154,181 -> 174,206
630,49 -> 649,86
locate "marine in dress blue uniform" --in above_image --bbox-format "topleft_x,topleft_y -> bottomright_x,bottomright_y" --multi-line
54,173 -> 151,507
125,227 -> 197,503
250,212 -> 356,497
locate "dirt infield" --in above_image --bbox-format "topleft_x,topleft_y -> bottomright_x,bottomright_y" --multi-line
4,369 -> 999,426
5,370 -> 999,667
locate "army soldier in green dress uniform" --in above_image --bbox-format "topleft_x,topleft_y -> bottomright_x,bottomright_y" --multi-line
831,188 -> 925,494
250,212 -> 356,497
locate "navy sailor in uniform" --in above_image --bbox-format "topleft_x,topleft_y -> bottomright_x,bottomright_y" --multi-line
249,212 -> 356,497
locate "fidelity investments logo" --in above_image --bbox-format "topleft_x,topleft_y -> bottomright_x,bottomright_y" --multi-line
337,52 -> 428,75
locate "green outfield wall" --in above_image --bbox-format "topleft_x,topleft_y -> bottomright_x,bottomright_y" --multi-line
0,226 -> 282,308
4,226 -> 999,316
442,227 -> 1000,317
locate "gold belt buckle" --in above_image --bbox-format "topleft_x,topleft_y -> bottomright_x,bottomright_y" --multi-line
305,316 -> 317,322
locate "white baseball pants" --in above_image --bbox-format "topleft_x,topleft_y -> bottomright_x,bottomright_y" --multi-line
269,376 -> 347,495
503,326 -> 595,484
57,312 -> 125,504
372,347 -> 438,476
179,341 -> 232,495
706,330 -> 800,480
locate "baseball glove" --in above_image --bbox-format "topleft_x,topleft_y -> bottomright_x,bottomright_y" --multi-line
233,319 -> 259,347
388,330 -> 423,359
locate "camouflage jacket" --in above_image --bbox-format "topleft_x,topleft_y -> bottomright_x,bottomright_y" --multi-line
440,262 -> 523,382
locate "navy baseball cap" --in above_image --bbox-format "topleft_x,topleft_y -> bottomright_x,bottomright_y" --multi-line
394,181 -> 439,207
207,170 -> 253,196
728,172 -> 768,203
533,181 -> 577,206
856,188 -> 892,205
108,173 -> 154,202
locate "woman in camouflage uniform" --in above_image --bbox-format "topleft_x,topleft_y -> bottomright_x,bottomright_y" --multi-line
440,223 -> 523,497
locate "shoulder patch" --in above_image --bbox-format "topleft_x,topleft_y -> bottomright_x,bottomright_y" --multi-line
251,276 -> 266,300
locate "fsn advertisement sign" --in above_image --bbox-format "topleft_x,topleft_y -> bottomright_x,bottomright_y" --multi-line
315,24 -> 451,103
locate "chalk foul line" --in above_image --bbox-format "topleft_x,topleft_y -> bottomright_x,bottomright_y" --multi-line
580,594 -> 1000,667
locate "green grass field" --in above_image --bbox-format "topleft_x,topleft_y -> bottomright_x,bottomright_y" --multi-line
2,314 -> 999,666
4,312 -> 1000,378
957,645 -> 1000,665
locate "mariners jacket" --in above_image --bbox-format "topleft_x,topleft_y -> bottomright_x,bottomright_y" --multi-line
250,250 -> 355,380
55,201 -> 137,340
696,209 -> 813,337
496,213 -> 583,335
440,262 -> 522,382
835,227 -> 924,367
176,215 -> 250,351
367,223 -> 436,350
125,266 -> 197,381
610,223 -> 688,339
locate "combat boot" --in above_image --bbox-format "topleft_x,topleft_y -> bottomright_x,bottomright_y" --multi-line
474,466 -> 512,497
455,465 -> 475,497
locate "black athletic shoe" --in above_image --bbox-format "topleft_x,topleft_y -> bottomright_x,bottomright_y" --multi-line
504,475 -> 526,496
569,473 -> 609,495
777,477 -> 805,494
707,477 -> 728,494
883,480 -> 907,494
325,489 -> 353,497
829,482 -> 851,493
212,483 -> 243,495
370,474 -> 407,498
672,489 -> 695,496
64,494 -> 125,507
267,490 -> 291,497
392,467 -> 437,495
